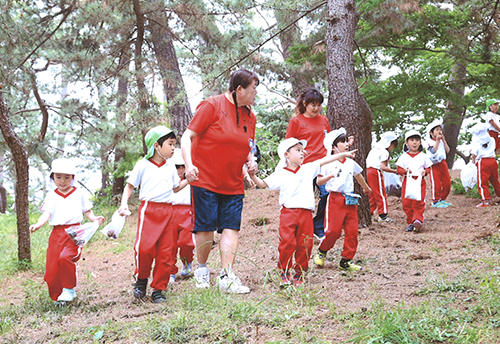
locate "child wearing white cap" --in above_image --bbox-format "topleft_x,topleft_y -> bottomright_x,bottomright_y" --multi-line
471,123 -> 500,207
396,130 -> 433,232
483,99 -> 500,153
313,128 -> 372,272
118,125 -> 188,303
30,158 -> 105,304
248,137 -> 356,286
366,131 -> 399,222
426,119 -> 451,208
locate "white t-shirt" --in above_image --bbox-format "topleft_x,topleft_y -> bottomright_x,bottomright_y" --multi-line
264,161 -> 321,210
172,182 -> 191,206
483,111 -> 500,133
471,137 -> 496,160
127,158 -> 180,203
320,158 -> 362,193
366,147 -> 389,169
426,139 -> 447,164
40,187 -> 92,226
396,152 -> 433,174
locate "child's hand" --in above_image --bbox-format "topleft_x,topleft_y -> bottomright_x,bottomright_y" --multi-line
118,205 -> 129,216
94,216 -> 105,225
343,149 -> 358,159
30,224 -> 42,234
364,187 -> 372,195
186,165 -> 199,183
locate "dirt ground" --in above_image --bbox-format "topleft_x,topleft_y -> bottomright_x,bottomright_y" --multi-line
1,170 -> 499,343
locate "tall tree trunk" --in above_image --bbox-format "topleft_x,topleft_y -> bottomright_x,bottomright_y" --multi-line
0,93 -> 31,264
326,0 -> 373,227
0,151 -> 6,213
443,59 -> 467,168
149,8 -> 192,134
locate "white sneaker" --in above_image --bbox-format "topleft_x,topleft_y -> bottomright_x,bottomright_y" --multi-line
216,271 -> 250,294
57,288 -> 76,302
169,274 -> 176,284
194,267 -> 210,288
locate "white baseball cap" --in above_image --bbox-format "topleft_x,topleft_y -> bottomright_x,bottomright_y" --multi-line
323,128 -> 347,154
426,119 -> 443,135
377,131 -> 398,149
50,158 -> 76,176
171,148 -> 184,165
277,138 -> 307,159
404,130 -> 422,141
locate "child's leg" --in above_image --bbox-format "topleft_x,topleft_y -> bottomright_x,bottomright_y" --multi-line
412,180 -> 427,223
278,207 -> 299,272
319,193 -> 347,252
340,205 -> 359,260
366,168 -> 380,215
439,161 -> 451,200
151,209 -> 178,291
44,227 -> 66,301
401,178 -> 414,224
429,165 -> 441,203
58,239 -> 81,290
175,205 -> 195,264
477,160 -> 491,201
487,159 -> 500,197
293,209 -> 314,272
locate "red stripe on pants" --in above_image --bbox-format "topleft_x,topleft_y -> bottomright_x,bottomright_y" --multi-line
477,158 -> 500,201
320,192 -> 359,260
173,205 -> 195,264
429,160 -> 451,202
277,207 -> 314,272
45,224 -> 82,301
135,201 -> 178,291
367,167 -> 388,215
401,177 -> 426,224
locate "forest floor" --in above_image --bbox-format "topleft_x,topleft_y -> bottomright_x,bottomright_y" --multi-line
1,170 -> 500,343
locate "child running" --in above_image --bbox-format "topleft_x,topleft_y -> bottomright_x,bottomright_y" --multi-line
313,128 -> 372,272
470,123 -> 500,207
30,158 -> 104,304
426,119 -> 451,208
169,148 -> 195,283
119,126 -> 188,303
396,130 -> 432,232
366,131 -> 398,222
249,137 -> 356,286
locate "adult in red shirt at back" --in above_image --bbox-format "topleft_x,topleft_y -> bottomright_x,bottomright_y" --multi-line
181,69 -> 259,294
285,88 -> 331,239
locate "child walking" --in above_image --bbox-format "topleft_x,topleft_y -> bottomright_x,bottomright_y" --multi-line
30,158 -> 104,304
396,130 -> 432,232
366,131 -> 398,222
119,126 -> 188,303
426,119 -> 451,208
313,128 -> 372,272
471,123 -> 500,207
483,99 -> 500,153
249,137 -> 356,286
169,148 -> 195,283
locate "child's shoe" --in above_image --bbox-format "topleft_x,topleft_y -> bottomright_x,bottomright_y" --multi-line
314,251 -> 326,267
57,288 -> 76,302
339,259 -> 362,272
413,219 -> 423,231
432,200 -> 448,208
216,271 -> 250,294
293,272 -> 304,286
280,271 -> 291,287
180,262 -> 193,278
477,201 -> 490,208
405,223 -> 414,232
169,274 -> 176,284
133,278 -> 148,299
313,228 -> 325,240
441,200 -> 452,206
194,267 -> 210,289
151,290 -> 167,303
377,216 -> 395,223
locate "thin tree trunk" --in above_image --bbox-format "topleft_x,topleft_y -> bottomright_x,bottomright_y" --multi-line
326,0 -> 373,227
0,93 -> 31,264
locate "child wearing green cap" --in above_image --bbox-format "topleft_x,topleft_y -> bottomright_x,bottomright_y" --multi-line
483,99 -> 500,153
119,125 -> 188,303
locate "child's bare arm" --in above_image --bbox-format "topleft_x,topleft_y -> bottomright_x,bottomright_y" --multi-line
354,174 -> 372,194
84,210 -> 105,225
173,179 -> 189,193
118,183 -> 135,215
30,211 -> 51,233
317,173 -> 334,186
380,160 -> 397,174
317,149 -> 358,167
250,174 -> 268,189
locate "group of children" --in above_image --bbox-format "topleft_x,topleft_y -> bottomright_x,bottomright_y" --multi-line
31,97 -> 500,303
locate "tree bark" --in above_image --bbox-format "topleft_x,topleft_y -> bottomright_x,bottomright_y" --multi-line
326,0 -> 373,227
149,7 -> 192,134
0,93 -> 31,264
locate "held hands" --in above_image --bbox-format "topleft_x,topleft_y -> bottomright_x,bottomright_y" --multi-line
186,165 -> 199,183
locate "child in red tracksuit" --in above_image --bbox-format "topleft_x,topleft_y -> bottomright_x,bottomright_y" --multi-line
119,126 -> 188,303
471,123 -> 500,207
169,148 -> 195,283
313,128 -> 372,272
426,119 -> 451,208
30,158 -> 104,304
249,137 -> 356,286
396,130 -> 432,232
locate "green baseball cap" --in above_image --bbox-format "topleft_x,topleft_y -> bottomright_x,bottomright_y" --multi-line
486,99 -> 500,111
144,125 -> 173,159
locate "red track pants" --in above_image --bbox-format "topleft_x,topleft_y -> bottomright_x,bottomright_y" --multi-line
429,160 -> 451,202
45,224 -> 82,301
172,205 -> 195,264
277,207 -> 314,273
488,130 -> 500,151
135,201 -> 178,291
320,192 -> 359,260
401,177 -> 426,224
477,158 -> 500,201
367,167 -> 388,215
